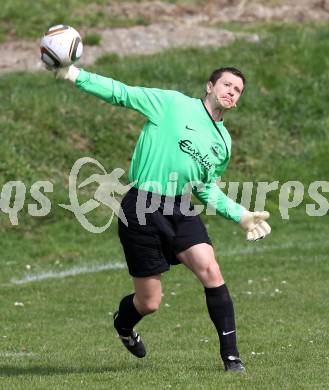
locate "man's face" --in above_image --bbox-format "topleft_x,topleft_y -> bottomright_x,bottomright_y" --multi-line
206,72 -> 244,110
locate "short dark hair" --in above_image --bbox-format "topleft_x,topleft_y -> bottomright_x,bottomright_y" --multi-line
208,67 -> 246,88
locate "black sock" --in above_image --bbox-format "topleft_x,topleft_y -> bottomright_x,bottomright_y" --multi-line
114,293 -> 143,337
204,284 -> 239,359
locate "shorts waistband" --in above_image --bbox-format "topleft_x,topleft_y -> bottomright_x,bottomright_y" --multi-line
129,186 -> 188,201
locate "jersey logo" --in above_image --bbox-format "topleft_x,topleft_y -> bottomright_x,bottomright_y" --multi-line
210,143 -> 221,157
185,125 -> 197,132
178,139 -> 213,171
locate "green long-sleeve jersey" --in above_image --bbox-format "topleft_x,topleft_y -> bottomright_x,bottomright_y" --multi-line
75,70 -> 245,222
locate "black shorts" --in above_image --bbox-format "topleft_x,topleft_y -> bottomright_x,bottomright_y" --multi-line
118,187 -> 212,277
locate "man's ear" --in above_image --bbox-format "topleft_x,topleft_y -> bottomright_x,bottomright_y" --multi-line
206,81 -> 213,94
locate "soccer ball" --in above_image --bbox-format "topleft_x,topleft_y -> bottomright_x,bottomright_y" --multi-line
40,25 -> 83,67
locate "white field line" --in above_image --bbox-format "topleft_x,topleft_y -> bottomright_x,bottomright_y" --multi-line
11,262 -> 126,285
0,352 -> 37,358
9,240 -> 329,285
222,239 -> 329,257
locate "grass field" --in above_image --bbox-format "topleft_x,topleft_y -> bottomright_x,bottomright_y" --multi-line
0,0 -> 294,42
0,0 -> 211,42
0,17 -> 329,390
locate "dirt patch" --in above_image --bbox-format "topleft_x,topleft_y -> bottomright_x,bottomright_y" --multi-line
81,25 -> 259,64
1,0 -> 328,74
85,0 -> 329,25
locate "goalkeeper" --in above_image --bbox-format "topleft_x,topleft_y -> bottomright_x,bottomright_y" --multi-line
47,64 -> 271,373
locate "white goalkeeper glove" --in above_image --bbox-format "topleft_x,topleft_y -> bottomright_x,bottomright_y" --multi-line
44,64 -> 80,83
239,210 -> 271,241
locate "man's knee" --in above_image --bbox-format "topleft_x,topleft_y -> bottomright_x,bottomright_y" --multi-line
200,262 -> 224,287
134,295 -> 162,315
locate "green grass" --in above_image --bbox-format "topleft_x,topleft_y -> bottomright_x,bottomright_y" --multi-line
0,0 -> 210,42
83,32 -> 102,46
0,0 -> 303,42
0,21 -> 329,389
0,216 -> 328,389
0,0 -> 148,42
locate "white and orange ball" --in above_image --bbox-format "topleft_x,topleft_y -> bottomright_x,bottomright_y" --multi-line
40,25 -> 83,67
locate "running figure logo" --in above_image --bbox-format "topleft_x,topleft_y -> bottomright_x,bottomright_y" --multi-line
59,157 -> 134,233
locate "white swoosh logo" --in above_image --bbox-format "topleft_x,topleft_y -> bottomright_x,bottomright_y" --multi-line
222,330 -> 236,336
